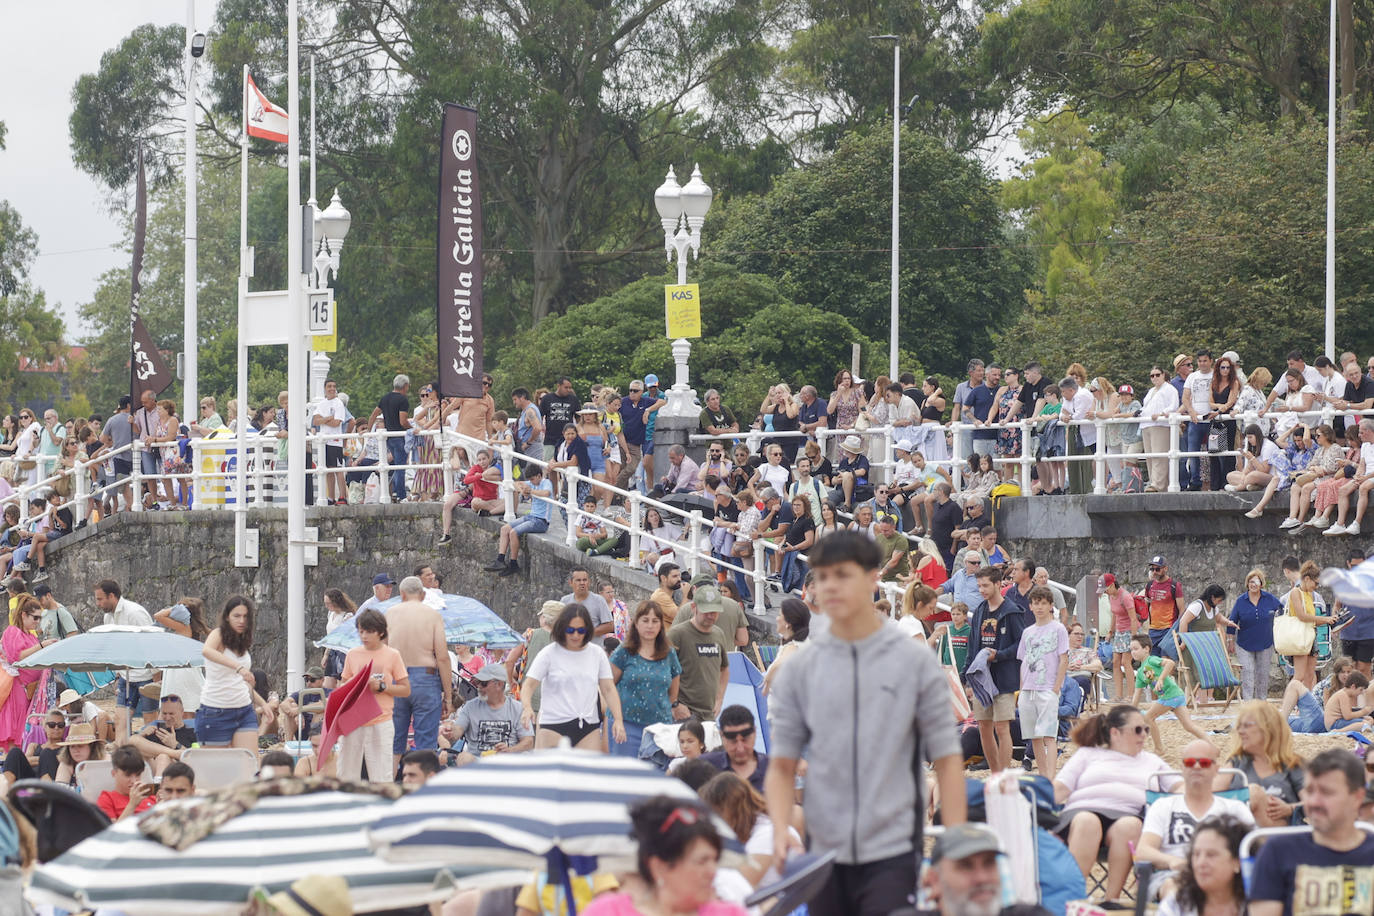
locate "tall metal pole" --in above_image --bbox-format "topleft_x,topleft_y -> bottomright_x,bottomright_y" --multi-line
1325,0 -> 1337,359
888,42 -> 900,381
286,0 -> 307,694
183,0 -> 198,424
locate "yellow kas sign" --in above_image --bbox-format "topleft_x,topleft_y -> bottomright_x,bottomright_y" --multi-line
664,284 -> 701,338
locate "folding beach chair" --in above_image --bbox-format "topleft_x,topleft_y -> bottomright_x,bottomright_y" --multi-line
1173,629 -> 1241,713
752,644 -> 779,670
1240,823 -> 1374,899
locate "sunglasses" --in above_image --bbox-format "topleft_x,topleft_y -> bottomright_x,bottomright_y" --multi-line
1117,725 -> 1148,735
45,721 -> 64,729
659,807 -> 701,833
1149,566 -> 1163,572
565,626 -> 587,635
1182,757 -> 1216,769
1149,372 -> 1163,378
722,727 -> 755,742
483,381 -> 493,387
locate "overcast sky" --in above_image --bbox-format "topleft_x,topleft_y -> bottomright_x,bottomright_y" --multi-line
2,1 -> 218,339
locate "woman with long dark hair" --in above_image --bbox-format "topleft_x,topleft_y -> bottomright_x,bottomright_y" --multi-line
608,602 -> 682,759
320,587 -> 357,688
1157,815 -> 1248,916
198,595 -> 260,750
521,603 -> 626,752
762,598 -> 810,696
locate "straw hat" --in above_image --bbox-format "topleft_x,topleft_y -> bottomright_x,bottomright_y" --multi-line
839,435 -> 864,454
57,722 -> 100,747
265,875 -> 353,916
58,688 -> 82,708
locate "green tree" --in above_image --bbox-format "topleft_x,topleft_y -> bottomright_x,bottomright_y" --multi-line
1002,110 -> 1121,300
996,120 -> 1374,384
713,125 -> 1029,377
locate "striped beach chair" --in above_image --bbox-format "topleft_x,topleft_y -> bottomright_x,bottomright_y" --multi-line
1173,630 -> 1241,713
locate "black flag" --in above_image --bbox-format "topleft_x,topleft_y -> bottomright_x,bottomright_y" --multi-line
436,104 -> 484,399
129,145 -> 172,404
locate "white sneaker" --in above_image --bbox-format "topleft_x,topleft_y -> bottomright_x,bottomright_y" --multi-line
1278,516 -> 1301,528
1324,523 -> 1348,536
1311,513 -> 1332,529
1224,484 -> 1240,492
1348,522 -> 1361,536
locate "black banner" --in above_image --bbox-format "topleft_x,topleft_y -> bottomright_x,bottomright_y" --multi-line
128,145 -> 172,403
437,103 -> 484,399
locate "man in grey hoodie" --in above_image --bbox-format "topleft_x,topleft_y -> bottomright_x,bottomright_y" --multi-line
765,531 -> 966,916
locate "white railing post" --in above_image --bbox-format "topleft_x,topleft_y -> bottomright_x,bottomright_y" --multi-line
253,432 -> 267,506
949,423 -> 964,491
130,441 -> 144,512
563,470 -> 579,548
1019,418 -> 1033,491
687,509 -> 704,579
880,430 -> 894,486
73,457 -> 90,526
377,430 -> 392,504
1092,418 -> 1107,494
628,494 -> 642,564
501,443 -> 517,522
440,442 -> 454,503
1167,422 -> 1181,493
752,544 -> 767,613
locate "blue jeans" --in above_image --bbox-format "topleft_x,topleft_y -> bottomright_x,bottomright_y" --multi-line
1184,421 -> 1209,489
386,435 -> 409,500
780,549 -> 806,593
609,720 -> 646,758
392,668 -> 442,753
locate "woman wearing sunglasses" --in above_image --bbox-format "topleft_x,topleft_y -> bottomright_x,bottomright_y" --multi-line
1053,704 -> 1167,900
1,707 -> 66,788
521,603 -> 626,752
0,597 -> 55,752
1224,700 -> 1305,827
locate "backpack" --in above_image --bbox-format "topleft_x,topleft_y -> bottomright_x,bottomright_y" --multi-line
989,481 -> 1021,527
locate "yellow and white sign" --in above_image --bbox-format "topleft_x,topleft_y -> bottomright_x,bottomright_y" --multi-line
664,284 -> 701,338
310,331 -> 337,352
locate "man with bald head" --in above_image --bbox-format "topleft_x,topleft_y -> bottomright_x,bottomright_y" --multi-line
1135,738 -> 1253,901
387,575 -> 453,770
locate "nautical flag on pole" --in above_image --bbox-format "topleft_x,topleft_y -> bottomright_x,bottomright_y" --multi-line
245,73 -> 289,142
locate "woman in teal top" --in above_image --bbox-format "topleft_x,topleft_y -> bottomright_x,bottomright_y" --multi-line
1129,633 -> 1209,754
609,602 -> 682,759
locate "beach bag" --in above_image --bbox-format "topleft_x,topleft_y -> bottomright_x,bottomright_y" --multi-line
939,632 -> 972,721
1274,605 -> 1315,656
347,481 -> 365,505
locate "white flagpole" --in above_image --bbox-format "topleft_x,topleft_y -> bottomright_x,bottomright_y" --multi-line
1325,0 -> 1337,359
287,0 -> 307,693
236,64 -> 250,563
183,0 -> 198,428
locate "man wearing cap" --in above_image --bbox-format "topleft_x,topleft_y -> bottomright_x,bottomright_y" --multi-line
907,823 -> 1053,916
1144,557 -> 1184,659
386,576 -> 454,769
357,573 -> 396,616
618,379 -> 663,491
442,663 -> 533,765
669,587 -> 732,721
639,374 -> 666,485
687,573 -> 747,647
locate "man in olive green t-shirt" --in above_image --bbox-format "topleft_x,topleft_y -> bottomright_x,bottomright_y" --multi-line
874,512 -> 910,582
668,585 -> 732,721
688,573 -> 748,647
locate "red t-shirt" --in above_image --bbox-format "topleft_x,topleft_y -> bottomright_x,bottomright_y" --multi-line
464,464 -> 499,501
97,789 -> 156,820
1144,578 -> 1182,630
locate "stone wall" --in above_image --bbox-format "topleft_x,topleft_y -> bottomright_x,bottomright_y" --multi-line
45,504 -> 661,684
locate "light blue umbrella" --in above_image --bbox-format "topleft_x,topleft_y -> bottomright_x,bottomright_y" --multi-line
316,594 -> 526,651
1322,558 -> 1374,607
16,625 -> 206,672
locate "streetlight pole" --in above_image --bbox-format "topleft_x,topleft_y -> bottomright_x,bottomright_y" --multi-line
653,164 -> 712,418
1325,0 -> 1337,359
871,35 -> 900,381
286,0 -> 306,693
183,0 -> 201,425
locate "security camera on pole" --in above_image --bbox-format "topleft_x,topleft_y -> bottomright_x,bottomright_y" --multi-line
650,165 -> 711,456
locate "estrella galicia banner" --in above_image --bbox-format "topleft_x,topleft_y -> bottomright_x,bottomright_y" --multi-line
437,103 -> 484,399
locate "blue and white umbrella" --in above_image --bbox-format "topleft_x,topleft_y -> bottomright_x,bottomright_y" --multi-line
25,789 -> 522,915
1321,558 -> 1374,607
316,594 -> 526,651
368,748 -> 743,876
15,625 -> 205,672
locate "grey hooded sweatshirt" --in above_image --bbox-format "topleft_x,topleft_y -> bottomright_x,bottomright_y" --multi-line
769,618 -> 960,865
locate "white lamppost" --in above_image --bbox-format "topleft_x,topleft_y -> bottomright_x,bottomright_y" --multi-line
870,34 -> 901,381
183,2 -> 205,425
653,163 -> 712,418
309,188 -> 350,400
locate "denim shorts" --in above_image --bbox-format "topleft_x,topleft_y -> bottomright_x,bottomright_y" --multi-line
509,515 -> 550,537
116,676 -> 158,713
195,703 -> 258,745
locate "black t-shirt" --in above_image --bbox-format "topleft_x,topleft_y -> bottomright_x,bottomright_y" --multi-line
540,393 -> 579,445
930,499 -> 963,553
51,507 -> 74,534
715,502 -> 740,523
1249,830 -> 1374,916
1018,377 -> 1049,417
1339,378 -> 1374,434
699,406 -> 736,432
139,721 -> 197,749
784,514 -> 815,548
377,391 -> 410,431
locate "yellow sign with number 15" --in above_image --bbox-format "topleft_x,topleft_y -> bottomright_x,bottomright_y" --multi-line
664,284 -> 701,338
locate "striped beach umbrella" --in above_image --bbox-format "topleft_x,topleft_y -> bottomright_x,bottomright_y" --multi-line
25,789 -> 521,915
316,594 -> 526,651
367,748 -> 744,872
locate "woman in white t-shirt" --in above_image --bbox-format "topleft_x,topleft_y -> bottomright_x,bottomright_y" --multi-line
1224,424 -> 1283,491
1270,367 -> 1317,439
521,603 -> 626,751
1054,704 -> 1167,901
